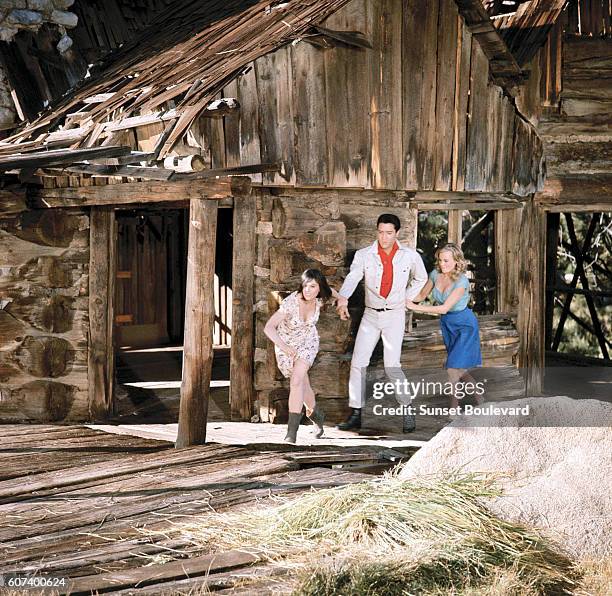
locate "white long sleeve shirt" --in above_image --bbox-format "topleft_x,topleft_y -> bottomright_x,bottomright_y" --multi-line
339,241 -> 428,310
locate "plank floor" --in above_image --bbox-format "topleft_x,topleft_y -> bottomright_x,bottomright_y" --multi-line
0,424 -> 413,595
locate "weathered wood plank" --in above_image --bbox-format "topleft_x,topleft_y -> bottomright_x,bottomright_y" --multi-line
419,0 -> 440,190
434,0 -> 458,191
465,41 -> 489,191
291,41 -> 328,185
176,199 -> 218,447
402,0 -> 426,189
256,46 -> 296,185
235,62 -> 263,184
30,178 -> 251,207
324,0 -> 371,188
368,0 -> 402,189
517,201 -> 546,394
495,208 -> 522,314
230,194 -> 256,421
0,146 -> 132,171
452,17 -> 472,191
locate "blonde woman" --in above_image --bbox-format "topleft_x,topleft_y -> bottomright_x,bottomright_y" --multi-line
406,243 -> 482,410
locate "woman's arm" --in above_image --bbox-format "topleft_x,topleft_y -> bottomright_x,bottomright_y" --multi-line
406,286 -> 465,315
263,309 -> 297,356
410,279 -> 434,304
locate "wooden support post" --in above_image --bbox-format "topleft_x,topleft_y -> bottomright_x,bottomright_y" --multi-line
517,200 -> 546,395
447,210 -> 463,244
544,212 -> 560,350
88,207 -> 117,420
230,194 -> 256,420
176,199 -> 218,447
495,208 -> 522,315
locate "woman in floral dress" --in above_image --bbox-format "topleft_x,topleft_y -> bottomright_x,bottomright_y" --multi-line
264,269 -> 340,443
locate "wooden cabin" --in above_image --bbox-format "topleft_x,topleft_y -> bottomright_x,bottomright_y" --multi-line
0,0 -> 609,442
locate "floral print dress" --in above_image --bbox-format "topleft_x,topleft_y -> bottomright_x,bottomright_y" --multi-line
274,291 -> 321,378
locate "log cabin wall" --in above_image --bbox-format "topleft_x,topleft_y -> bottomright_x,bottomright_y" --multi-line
0,192 -> 90,422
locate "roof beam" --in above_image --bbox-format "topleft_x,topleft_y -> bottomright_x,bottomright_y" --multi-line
0,146 -> 132,172
28,177 -> 251,208
454,0 -> 525,88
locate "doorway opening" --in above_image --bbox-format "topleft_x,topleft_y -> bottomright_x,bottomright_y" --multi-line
113,207 -> 234,422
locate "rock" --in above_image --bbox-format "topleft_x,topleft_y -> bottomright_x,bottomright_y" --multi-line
0,26 -> 18,42
49,8 -> 76,28
0,1 -> 26,10
27,0 -> 53,13
398,396 -> 612,559
54,0 -> 75,8
7,9 -> 42,26
56,32 -> 72,53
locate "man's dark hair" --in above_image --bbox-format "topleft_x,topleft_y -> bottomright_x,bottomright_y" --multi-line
376,213 -> 401,232
296,269 -> 332,300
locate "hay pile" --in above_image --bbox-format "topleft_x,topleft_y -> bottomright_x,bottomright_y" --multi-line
174,472 -> 576,595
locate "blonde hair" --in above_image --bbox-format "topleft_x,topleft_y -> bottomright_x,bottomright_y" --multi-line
434,243 -> 468,281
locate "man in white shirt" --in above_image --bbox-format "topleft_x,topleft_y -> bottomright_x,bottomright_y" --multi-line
336,214 -> 428,432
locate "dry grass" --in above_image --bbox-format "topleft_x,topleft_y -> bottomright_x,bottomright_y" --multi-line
169,471 -> 577,595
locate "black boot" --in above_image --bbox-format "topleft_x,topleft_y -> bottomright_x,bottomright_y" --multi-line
284,412 -> 302,444
307,405 -> 325,438
336,408 -> 361,431
402,412 -> 416,433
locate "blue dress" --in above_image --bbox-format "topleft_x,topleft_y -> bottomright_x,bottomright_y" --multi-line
429,270 -> 482,369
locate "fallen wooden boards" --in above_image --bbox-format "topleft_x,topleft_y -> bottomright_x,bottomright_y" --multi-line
0,425 -> 387,593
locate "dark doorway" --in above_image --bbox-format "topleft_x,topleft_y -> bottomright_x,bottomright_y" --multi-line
113,207 -> 233,422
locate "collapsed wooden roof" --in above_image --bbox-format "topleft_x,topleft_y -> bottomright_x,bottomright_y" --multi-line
490,0 -> 569,66
0,0 -> 352,159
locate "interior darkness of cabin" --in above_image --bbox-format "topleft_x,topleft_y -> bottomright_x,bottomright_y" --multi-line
113,207 -> 233,423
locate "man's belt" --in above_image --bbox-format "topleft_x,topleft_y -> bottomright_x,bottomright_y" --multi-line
366,306 -> 403,312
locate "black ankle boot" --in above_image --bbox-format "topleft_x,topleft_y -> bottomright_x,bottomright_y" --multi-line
284,412 -> 302,444
307,405 -> 325,438
336,408 -> 361,431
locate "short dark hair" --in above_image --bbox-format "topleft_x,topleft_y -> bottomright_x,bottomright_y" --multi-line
376,213 -> 401,231
297,269 -> 332,300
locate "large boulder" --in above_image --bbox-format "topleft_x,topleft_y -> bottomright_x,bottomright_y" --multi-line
399,396 -> 612,559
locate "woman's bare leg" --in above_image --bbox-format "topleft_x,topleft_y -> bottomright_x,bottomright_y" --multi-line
303,373 -> 316,414
288,359 -> 310,414
447,368 -> 466,410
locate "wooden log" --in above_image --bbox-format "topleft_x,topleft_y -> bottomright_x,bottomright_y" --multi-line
88,208 -> 116,421
517,201 -> 546,394
536,174 -> 612,205
6,210 -> 81,247
14,336 -> 73,378
0,187 -> 27,216
230,194 -> 255,421
29,177 -> 251,207
176,200 -> 218,447
271,198 -> 326,238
